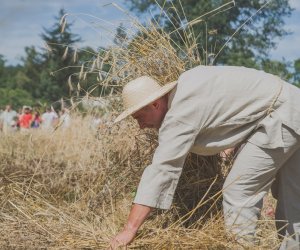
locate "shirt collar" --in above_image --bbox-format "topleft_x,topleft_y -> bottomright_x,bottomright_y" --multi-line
167,86 -> 177,109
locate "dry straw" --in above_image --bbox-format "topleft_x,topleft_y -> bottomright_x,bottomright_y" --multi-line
0,1 -> 280,249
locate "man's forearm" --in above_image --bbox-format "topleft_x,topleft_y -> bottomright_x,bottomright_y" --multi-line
109,203 -> 153,248
124,203 -> 153,232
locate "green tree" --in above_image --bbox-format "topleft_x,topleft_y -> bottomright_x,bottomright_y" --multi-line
0,55 -> 5,79
21,46 -> 44,98
261,59 -> 292,82
114,23 -> 128,46
40,8 -> 81,102
75,45 -> 114,97
127,0 -> 292,66
294,58 -> 300,87
0,88 -> 33,109
75,46 -> 100,96
0,55 -> 8,90
0,54 -> 24,90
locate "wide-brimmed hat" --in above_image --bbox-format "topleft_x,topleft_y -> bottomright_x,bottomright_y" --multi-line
114,76 -> 177,123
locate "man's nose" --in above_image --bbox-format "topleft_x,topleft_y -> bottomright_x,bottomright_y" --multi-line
137,120 -> 145,129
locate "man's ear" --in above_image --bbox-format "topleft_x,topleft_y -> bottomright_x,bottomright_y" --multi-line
152,100 -> 160,110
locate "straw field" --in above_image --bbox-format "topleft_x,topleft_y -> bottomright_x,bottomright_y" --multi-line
0,116 -> 279,249
0,1 -> 281,249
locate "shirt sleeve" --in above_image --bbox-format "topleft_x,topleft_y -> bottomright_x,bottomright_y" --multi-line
133,97 -> 204,209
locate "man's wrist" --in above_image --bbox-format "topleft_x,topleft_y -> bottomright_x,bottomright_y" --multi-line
124,223 -> 139,233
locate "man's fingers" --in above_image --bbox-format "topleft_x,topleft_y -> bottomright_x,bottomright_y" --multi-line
109,238 -> 125,250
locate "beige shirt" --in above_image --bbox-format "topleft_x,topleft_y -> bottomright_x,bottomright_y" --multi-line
134,66 -> 300,209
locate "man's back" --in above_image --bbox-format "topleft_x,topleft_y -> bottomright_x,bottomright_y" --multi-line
164,65 -> 299,155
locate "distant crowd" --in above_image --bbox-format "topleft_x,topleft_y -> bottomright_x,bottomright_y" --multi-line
0,104 -> 71,134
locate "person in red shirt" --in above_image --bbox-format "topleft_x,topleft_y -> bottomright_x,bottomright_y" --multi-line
19,106 -> 33,132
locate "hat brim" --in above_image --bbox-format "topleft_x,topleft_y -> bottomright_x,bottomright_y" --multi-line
114,81 -> 177,123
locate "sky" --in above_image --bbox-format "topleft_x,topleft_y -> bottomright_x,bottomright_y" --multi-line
0,0 -> 299,66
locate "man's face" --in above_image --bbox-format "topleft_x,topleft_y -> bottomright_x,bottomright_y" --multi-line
132,98 -> 168,129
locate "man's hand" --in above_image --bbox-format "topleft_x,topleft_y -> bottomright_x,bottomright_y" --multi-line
109,227 -> 137,249
109,204 -> 153,249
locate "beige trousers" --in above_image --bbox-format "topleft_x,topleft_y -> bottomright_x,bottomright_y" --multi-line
223,125 -> 300,249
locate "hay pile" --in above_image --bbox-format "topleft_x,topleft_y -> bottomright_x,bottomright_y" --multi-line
0,2 -> 280,249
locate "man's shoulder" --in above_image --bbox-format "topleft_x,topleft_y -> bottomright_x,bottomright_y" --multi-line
180,65 -> 252,78
178,65 -> 267,88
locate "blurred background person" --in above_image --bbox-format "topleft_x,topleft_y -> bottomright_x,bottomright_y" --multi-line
90,113 -> 103,132
41,107 -> 58,130
31,110 -> 42,129
59,108 -> 71,129
18,106 -> 33,133
0,104 -> 18,134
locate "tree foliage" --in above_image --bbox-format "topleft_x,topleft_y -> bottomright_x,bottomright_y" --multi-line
114,23 -> 128,46
294,59 -> 300,87
39,8 -> 82,101
127,0 -> 292,66
0,88 -> 34,109
21,46 -> 44,98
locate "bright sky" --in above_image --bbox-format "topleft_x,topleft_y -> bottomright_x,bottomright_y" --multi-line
0,0 -> 299,66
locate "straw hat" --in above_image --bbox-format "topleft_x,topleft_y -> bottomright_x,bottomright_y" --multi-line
114,76 -> 177,123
